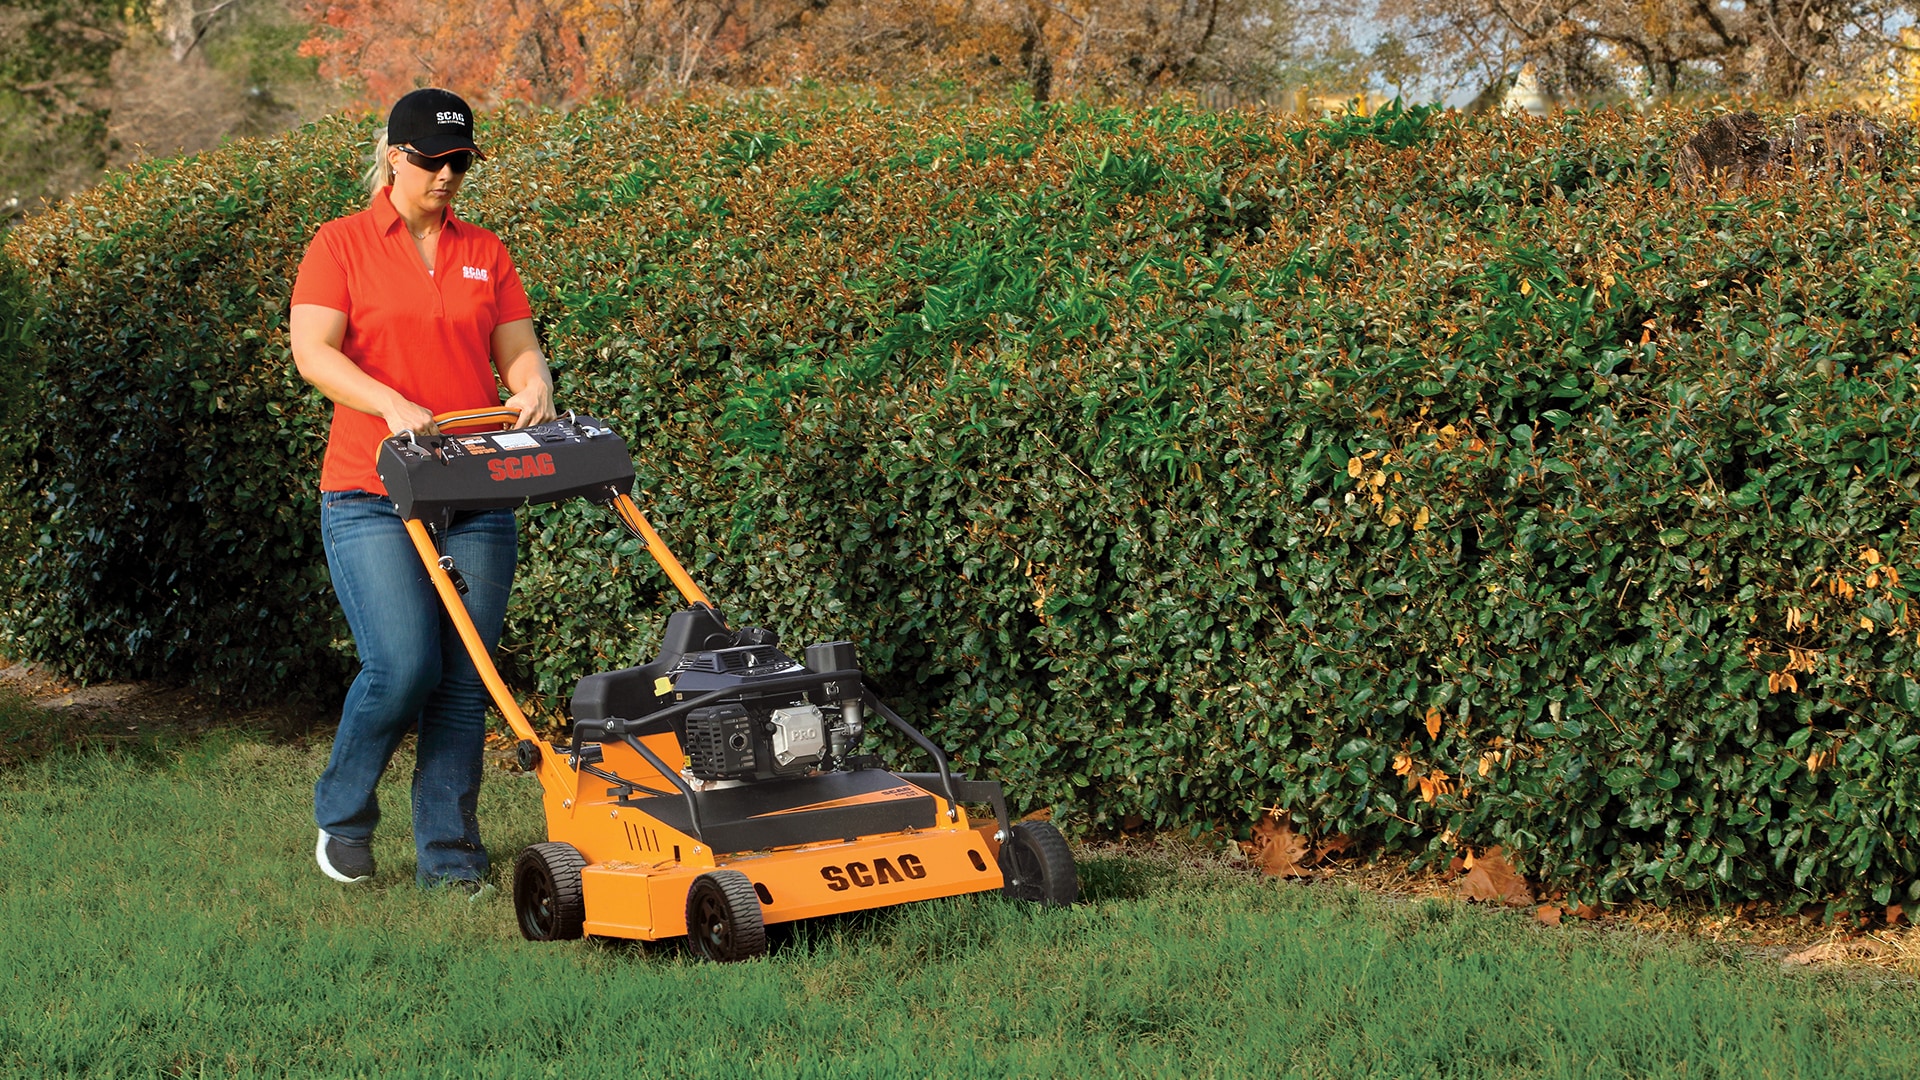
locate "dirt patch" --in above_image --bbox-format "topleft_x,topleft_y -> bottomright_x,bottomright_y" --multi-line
0,659 -> 331,767
1085,825 -> 1918,975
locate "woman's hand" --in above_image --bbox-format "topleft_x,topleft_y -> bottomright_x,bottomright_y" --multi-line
382,398 -> 439,436
501,380 -> 555,428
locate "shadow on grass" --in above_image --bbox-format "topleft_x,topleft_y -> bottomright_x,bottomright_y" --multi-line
0,680 -> 334,770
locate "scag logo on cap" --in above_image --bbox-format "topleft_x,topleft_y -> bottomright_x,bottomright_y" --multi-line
437,110 -> 467,125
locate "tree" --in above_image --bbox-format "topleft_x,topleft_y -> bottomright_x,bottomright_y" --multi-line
1,0 -> 124,213
1371,0 -> 1920,104
294,0 -> 1308,106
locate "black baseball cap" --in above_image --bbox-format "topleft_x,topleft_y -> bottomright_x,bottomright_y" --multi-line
387,88 -> 484,159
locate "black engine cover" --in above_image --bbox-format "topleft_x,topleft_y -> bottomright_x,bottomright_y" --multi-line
684,703 -> 758,776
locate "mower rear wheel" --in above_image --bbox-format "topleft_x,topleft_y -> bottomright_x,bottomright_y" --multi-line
685,870 -> 767,962
999,820 -> 1078,906
514,842 -> 587,942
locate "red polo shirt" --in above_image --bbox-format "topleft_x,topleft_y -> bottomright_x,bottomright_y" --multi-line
291,187 -> 534,494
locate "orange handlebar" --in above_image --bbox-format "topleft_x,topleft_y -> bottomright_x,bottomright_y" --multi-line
432,406 -> 525,433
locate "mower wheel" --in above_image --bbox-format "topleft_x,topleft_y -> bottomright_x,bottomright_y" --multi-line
513,842 -> 587,942
999,820 -> 1078,906
685,870 -> 767,962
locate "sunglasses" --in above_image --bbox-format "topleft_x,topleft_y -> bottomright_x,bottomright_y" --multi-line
397,147 -> 475,174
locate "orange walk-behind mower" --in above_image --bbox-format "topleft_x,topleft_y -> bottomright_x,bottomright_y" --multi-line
376,407 -> 1078,961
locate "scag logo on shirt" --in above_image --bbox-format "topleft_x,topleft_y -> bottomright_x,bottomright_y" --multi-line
488,453 -> 555,481
462,266 -> 489,281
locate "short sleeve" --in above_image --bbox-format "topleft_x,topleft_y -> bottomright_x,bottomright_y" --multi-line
291,228 -> 350,313
494,250 -> 533,325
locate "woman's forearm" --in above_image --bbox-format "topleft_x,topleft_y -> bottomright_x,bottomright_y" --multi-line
291,303 -> 436,434
493,318 -> 555,425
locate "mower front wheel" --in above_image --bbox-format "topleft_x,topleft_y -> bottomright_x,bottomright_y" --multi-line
999,820 -> 1078,906
514,842 -> 587,942
685,870 -> 767,962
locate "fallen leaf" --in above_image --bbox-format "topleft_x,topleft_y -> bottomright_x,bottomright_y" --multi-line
1536,904 -> 1563,926
1887,904 -> 1905,927
1315,833 -> 1355,860
1020,807 -> 1053,822
1457,846 -> 1534,907
1572,903 -> 1602,921
1246,813 -> 1314,878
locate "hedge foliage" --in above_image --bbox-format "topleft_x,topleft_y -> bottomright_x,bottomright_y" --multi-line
8,95 -> 1920,910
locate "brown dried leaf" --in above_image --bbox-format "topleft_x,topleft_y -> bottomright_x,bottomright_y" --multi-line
1572,903 -> 1603,921
1425,705 -> 1443,740
1247,813 -> 1314,878
1887,904 -> 1905,927
1315,833 -> 1355,861
1457,846 -> 1534,907
1536,904 -> 1563,926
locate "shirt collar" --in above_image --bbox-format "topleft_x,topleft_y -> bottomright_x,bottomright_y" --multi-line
373,186 -> 463,236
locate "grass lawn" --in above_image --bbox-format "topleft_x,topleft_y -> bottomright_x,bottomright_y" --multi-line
2,692 -> 1916,1079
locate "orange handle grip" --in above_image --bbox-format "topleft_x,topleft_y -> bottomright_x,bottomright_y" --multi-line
432,406 -> 526,433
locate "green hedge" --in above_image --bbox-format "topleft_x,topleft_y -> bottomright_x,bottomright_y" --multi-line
7,96 -> 1920,911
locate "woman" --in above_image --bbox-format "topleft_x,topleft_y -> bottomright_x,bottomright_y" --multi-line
290,88 -> 554,892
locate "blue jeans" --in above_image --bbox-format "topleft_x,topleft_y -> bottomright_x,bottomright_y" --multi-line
314,490 -> 517,885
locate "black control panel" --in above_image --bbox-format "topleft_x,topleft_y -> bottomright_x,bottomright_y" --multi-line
375,414 -> 637,523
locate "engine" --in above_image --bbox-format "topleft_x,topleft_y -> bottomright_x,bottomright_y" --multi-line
674,639 -> 864,781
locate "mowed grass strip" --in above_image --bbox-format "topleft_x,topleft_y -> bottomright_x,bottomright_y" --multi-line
0,706 -> 1913,1078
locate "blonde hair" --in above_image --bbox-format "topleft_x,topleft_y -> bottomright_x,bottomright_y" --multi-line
365,133 -> 394,201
